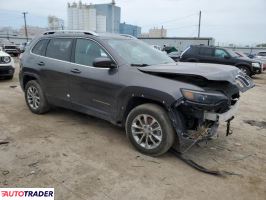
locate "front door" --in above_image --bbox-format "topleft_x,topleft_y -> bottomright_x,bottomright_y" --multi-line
69,38 -> 120,120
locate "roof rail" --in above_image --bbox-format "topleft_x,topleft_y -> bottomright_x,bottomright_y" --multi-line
120,34 -> 137,39
43,30 -> 99,36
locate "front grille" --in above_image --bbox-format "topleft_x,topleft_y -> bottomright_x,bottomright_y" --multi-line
0,66 -> 13,75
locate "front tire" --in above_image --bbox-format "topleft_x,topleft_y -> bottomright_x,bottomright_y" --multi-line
126,103 -> 175,156
25,80 -> 50,114
239,66 -> 251,76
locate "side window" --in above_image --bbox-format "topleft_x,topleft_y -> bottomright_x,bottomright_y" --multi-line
74,39 -> 110,66
215,49 -> 229,58
46,38 -> 73,61
199,47 -> 213,56
32,39 -> 49,56
258,52 -> 266,56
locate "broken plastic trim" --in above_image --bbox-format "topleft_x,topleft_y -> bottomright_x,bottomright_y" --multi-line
235,72 -> 255,92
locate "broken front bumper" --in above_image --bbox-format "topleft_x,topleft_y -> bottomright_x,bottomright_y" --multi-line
204,101 -> 239,122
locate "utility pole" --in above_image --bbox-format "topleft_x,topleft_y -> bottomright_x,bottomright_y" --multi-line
22,12 -> 29,42
198,10 -> 201,38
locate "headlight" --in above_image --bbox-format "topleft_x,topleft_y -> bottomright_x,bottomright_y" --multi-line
1,56 -> 11,63
252,62 -> 261,68
181,89 -> 228,104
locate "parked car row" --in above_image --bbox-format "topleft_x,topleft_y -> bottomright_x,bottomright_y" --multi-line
179,45 -> 264,77
151,45 -> 265,77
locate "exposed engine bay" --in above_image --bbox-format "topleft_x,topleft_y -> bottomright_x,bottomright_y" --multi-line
139,65 -> 255,152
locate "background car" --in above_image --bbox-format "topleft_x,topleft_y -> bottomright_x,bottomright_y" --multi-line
2,44 -> 20,57
255,51 -> 266,59
235,51 -> 265,73
0,47 -> 15,79
180,45 -> 261,76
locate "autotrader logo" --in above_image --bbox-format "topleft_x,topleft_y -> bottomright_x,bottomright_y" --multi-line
0,188 -> 54,200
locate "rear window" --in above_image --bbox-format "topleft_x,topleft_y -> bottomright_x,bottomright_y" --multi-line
46,38 -> 73,61
199,47 -> 213,56
32,39 -> 49,56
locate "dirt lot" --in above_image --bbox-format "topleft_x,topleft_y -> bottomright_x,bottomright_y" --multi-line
0,60 -> 266,200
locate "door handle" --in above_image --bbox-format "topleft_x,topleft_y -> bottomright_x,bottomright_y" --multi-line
38,61 -> 45,66
70,69 -> 81,74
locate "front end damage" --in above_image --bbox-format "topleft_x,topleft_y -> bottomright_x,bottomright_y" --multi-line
169,72 -> 254,153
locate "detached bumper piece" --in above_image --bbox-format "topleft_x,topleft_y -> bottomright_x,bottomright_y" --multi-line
235,72 -> 255,93
204,101 -> 239,122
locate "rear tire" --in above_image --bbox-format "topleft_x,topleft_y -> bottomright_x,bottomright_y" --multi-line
126,103 -> 175,156
25,80 -> 50,114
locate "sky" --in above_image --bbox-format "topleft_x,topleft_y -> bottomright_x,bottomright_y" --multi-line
0,0 -> 265,46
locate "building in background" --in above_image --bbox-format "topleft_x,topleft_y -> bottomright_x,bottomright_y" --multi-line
119,22 -> 141,37
94,0 -> 121,33
67,1 -> 120,33
139,37 -> 215,53
96,15 -> 107,33
67,2 -> 97,31
140,26 -> 167,38
48,16 -> 64,30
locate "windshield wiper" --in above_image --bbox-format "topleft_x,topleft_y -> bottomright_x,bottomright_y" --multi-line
130,63 -> 150,67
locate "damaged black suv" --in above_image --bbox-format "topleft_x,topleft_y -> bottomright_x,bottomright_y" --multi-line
19,31 -> 254,156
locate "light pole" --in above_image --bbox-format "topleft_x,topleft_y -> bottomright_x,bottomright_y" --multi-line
22,12 -> 29,42
198,10 -> 201,38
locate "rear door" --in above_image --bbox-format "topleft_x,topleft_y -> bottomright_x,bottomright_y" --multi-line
40,38 -> 73,107
68,38 -> 119,120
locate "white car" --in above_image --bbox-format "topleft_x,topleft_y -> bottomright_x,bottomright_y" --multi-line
0,47 -> 15,79
255,52 -> 266,59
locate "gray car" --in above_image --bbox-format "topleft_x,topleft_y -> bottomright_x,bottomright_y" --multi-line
19,30 -> 254,156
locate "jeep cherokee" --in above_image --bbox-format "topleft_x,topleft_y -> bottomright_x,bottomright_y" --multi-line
19,31 -> 254,156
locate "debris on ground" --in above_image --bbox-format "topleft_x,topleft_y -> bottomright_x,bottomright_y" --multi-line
0,141 -> 9,145
2,170 -> 9,176
170,149 -> 243,177
243,120 -> 266,129
9,85 -> 17,88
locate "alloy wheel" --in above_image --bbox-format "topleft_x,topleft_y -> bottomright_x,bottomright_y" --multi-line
27,86 -> 40,109
131,114 -> 162,150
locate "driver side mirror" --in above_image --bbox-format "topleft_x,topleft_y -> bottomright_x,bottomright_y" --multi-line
93,57 -> 117,69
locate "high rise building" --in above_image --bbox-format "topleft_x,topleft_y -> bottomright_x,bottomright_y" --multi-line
119,22 -> 141,37
67,1 -> 121,33
67,2 -> 97,31
94,1 -> 121,33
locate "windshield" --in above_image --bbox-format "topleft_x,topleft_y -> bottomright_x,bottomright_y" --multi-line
226,49 -> 239,58
105,39 -> 175,66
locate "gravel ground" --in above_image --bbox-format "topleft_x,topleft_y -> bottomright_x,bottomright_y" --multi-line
0,60 -> 265,200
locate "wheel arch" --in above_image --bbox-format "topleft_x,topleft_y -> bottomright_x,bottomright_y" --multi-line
121,97 -> 167,125
22,73 -> 41,90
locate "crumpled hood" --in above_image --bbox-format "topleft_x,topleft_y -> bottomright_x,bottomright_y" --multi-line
138,62 -> 254,92
138,62 -> 240,83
